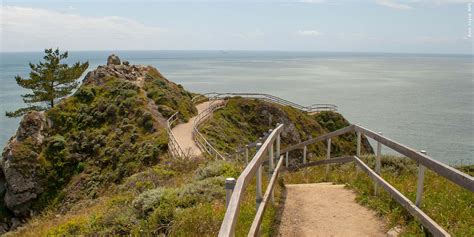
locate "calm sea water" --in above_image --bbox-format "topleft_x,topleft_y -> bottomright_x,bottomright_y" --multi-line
1,51 -> 472,164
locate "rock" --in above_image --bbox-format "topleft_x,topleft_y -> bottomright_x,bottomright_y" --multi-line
10,217 -> 20,230
256,103 -> 301,144
107,54 -> 121,65
1,111 -> 46,217
83,60 -> 149,87
0,222 -> 8,234
123,60 -> 130,66
386,226 -> 403,237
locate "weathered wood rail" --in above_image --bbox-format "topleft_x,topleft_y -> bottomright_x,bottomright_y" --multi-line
219,124 -> 284,237
192,99 -> 228,160
219,123 -> 473,237
166,112 -> 187,158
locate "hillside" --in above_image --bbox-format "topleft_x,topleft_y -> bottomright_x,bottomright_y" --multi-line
199,98 -> 374,161
0,56 -> 199,234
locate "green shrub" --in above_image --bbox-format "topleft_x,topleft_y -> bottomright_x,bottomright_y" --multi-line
75,87 -> 95,103
194,160 -> 240,180
176,176 -> 225,207
132,188 -> 177,217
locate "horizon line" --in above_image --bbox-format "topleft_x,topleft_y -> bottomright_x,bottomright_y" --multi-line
0,49 -> 472,56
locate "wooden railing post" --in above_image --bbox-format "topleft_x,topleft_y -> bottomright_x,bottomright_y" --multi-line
276,131 -> 281,160
268,132 -> 275,204
326,138 -> 331,177
356,131 -> 361,157
245,145 -> 249,165
303,145 -> 307,164
374,132 -> 382,196
285,152 -> 289,167
225,178 -> 236,208
416,150 -> 427,207
356,131 -> 361,173
256,143 -> 263,210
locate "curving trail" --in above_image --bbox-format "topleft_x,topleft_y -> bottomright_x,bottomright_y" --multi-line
277,183 -> 386,237
171,101 -> 215,157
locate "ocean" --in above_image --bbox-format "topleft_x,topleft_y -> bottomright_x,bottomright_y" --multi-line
1,51 -> 472,165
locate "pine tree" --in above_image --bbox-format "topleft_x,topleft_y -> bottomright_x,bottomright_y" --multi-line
6,48 -> 89,117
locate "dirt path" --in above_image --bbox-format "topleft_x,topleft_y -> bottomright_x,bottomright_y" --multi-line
277,183 -> 386,237
171,100 -> 217,157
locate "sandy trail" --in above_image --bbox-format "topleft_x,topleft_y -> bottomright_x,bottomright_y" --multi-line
171,100 -> 218,157
277,183 -> 386,237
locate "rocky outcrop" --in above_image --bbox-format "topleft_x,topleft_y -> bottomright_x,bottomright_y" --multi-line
83,63 -> 149,86
257,103 -> 301,144
107,54 -> 121,65
0,111 -> 48,231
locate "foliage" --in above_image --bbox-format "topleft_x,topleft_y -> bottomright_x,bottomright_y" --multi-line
200,98 -> 373,161
6,48 -> 89,117
143,67 -> 197,121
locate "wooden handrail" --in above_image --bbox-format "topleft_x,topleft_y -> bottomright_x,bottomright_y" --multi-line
353,125 -> 474,192
280,125 -> 356,153
218,124 -> 284,237
192,99 -> 228,160
248,155 -> 284,236
353,156 -> 450,236
166,112 -> 187,158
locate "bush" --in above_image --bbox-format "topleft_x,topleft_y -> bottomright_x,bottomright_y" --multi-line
176,176 -> 225,207
75,87 -> 95,103
132,188 -> 177,217
194,161 -> 240,180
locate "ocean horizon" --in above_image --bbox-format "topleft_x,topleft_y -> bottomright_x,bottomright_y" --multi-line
1,50 -> 473,164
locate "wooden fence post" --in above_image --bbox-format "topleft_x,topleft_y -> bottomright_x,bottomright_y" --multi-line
374,132 -> 382,196
225,178 -> 236,208
416,150 -> 427,207
326,138 -> 331,177
276,132 -> 281,160
303,146 -> 307,164
268,137 -> 275,204
356,131 -> 361,173
245,145 -> 249,165
285,152 -> 289,167
256,143 -> 263,210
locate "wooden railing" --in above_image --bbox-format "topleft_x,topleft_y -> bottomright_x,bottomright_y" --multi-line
276,124 -> 473,237
166,112 -> 187,158
195,92 -> 338,113
219,124 -> 284,237
192,99 -> 228,160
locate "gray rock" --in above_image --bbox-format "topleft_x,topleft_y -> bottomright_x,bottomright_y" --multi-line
107,54 -> 121,65
123,60 -> 130,66
83,61 -> 149,87
1,111 -> 46,218
386,226 -> 403,237
0,222 -> 8,234
10,217 -> 20,230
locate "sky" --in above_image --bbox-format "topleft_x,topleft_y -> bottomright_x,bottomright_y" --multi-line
0,0 -> 473,54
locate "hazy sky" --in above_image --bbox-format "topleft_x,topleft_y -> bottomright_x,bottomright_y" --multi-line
1,0 -> 472,54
